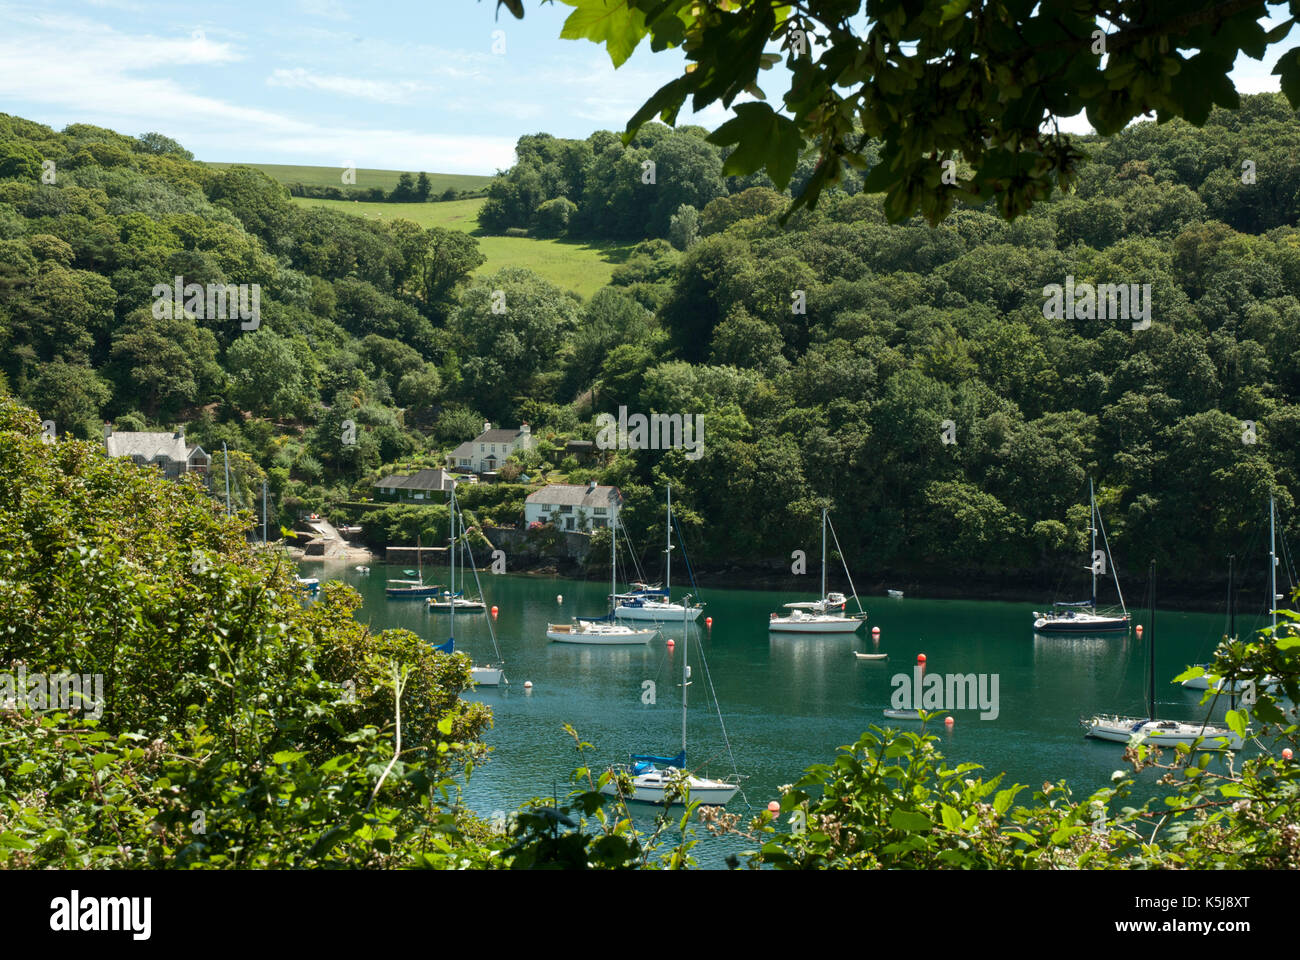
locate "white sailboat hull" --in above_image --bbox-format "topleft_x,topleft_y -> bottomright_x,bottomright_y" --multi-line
882,708 -> 923,720
769,615 -> 863,633
1181,670 -> 1279,693
600,770 -> 738,805
1085,715 -> 1244,750
547,622 -> 657,644
615,602 -> 703,621
429,598 -> 486,611
470,666 -> 504,686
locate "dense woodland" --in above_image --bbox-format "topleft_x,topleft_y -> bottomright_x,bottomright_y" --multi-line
3,97 -> 1300,599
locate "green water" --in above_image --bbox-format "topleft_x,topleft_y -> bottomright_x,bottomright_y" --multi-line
301,559 -> 1270,867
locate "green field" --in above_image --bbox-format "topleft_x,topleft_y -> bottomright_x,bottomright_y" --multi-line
205,162 -> 492,195
292,196 -> 636,298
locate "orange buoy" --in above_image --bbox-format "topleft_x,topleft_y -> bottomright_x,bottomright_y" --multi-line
767,801 -> 780,814
490,605 -> 498,616
1284,748 -> 1294,760
1136,625 -> 1143,637
917,653 -> 926,665
705,617 -> 713,628
944,716 -> 954,727
666,638 -> 675,649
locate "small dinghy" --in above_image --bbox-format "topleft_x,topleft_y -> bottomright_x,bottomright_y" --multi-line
855,652 -> 888,660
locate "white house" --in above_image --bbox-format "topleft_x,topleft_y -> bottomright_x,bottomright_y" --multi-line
104,425 -> 209,480
449,422 -> 533,474
524,481 -> 619,532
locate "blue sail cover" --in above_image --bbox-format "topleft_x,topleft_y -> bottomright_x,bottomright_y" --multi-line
576,612 -> 617,622
1054,600 -> 1094,607
630,749 -> 686,768
434,638 -> 454,653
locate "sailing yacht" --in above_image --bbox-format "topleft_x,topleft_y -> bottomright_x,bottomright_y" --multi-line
1084,561 -> 1244,750
386,533 -> 440,598
431,483 -> 506,685
768,508 -> 867,633
613,485 -> 704,622
601,532 -> 738,805
428,495 -> 485,612
548,490 -> 658,644
1033,479 -> 1129,633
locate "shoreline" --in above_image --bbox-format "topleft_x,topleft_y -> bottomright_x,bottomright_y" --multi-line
298,553 -> 1268,615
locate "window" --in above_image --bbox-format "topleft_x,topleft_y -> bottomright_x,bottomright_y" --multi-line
594,507 -> 607,516
565,517 -> 575,531
559,504 -> 573,513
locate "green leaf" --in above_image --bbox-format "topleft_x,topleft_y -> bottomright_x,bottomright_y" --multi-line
706,102 -> 802,189
939,804 -> 962,831
1225,709 -> 1247,738
888,809 -> 933,833
559,0 -> 649,68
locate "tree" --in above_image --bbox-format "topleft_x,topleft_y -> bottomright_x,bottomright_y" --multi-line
135,132 -> 194,159
391,172 -> 417,203
503,0 -> 1296,223
667,203 -> 699,251
415,171 -> 432,202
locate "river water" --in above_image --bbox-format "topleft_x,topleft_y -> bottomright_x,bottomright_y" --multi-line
300,559 -> 1268,867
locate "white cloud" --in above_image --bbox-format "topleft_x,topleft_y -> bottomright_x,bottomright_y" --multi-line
298,0 -> 349,20
267,68 -> 431,104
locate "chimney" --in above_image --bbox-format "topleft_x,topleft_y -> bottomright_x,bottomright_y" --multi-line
173,425 -> 184,440
588,480 -> 596,491
103,422 -> 112,439
483,420 -> 491,434
520,422 -> 530,435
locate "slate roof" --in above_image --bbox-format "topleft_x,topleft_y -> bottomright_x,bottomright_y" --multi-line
525,483 -> 619,507
105,432 -> 205,462
373,468 -> 454,492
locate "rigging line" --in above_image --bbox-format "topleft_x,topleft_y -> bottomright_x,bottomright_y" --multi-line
1094,502 -> 1126,613
616,516 -> 648,587
673,513 -> 747,804
458,509 -> 502,664
825,512 -> 865,615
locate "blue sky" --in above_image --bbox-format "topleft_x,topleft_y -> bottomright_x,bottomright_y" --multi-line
1,1 -> 1297,176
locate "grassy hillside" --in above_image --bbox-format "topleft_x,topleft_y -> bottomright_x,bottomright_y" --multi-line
292,196 -> 636,298
205,162 -> 492,194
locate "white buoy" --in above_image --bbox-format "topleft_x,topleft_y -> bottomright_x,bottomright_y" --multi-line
524,680 -> 533,690
556,594 -> 563,603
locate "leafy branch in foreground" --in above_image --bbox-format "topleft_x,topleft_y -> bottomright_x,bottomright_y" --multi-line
494,1 -> 1294,223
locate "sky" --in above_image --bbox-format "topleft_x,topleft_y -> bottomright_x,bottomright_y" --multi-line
0,1 -> 1297,176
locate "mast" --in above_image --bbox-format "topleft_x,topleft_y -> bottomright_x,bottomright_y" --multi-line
666,484 -> 672,604
610,492 -> 617,616
222,441 -> 231,516
1229,552 -> 1236,713
681,490 -> 688,757
1090,478 -> 1097,610
1228,554 -> 1236,641
821,508 -> 827,601
449,481 -> 456,640
1147,560 -> 1156,721
1270,494 -> 1278,632
262,480 -> 267,544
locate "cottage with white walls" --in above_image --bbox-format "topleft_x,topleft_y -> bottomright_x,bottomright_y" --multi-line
448,422 -> 533,474
103,424 -> 209,480
524,481 -> 619,532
